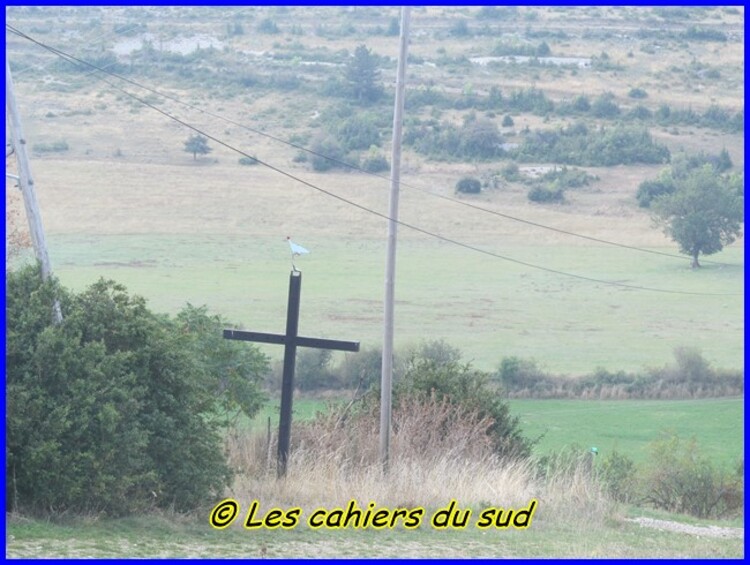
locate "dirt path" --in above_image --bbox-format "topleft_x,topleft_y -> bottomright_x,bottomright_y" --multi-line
626,517 -> 744,540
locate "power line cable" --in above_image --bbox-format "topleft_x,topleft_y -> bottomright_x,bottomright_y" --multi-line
7,23 -> 734,266
7,25 -> 741,297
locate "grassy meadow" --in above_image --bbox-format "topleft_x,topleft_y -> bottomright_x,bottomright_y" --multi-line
249,395 -> 744,466
46,233 -> 743,375
5,5 -> 744,558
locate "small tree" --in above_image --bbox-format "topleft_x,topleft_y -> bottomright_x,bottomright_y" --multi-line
344,44 -> 383,104
184,134 -> 211,160
653,166 -> 744,268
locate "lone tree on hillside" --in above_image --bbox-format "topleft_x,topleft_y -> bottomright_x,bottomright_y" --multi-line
345,44 -> 383,104
184,134 -> 212,160
652,166 -> 744,268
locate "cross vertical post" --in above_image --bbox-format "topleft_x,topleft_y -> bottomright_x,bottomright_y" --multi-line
223,270 -> 359,479
278,270 -> 302,478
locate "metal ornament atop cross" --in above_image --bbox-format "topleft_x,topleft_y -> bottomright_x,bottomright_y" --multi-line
223,270 -> 360,477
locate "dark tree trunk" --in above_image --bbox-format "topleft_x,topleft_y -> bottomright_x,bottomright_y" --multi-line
692,251 -> 701,268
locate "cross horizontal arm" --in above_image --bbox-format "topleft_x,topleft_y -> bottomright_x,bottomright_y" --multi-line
223,329 -> 360,352
223,329 -> 285,345
297,336 -> 360,352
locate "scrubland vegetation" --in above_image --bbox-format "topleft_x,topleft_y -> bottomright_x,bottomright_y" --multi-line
5,4 -> 743,558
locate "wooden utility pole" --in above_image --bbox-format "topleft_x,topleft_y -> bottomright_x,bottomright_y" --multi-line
6,56 -> 62,323
380,6 -> 411,472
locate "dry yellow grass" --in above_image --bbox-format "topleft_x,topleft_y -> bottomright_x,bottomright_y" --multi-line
225,395 -> 611,529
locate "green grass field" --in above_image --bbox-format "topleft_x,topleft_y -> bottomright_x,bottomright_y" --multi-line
511,397 -> 744,466
47,233 -> 743,375
244,395 -> 743,467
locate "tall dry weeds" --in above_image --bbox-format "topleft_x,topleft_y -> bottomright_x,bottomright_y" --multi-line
225,393 -> 613,527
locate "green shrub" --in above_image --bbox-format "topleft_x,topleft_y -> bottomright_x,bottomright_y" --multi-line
394,354 -> 532,459
637,177 -> 675,208
684,25 -> 727,42
597,449 -> 638,503
502,114 -> 514,127
32,140 -> 69,153
6,266 -> 257,516
501,162 -> 522,182
340,347 -> 383,390
337,114 -> 381,151
456,176 -> 482,194
257,18 -> 280,34
528,184 -> 565,203
515,123 -> 670,167
449,19 -> 471,37
497,357 -> 555,392
535,443 -> 592,481
572,95 -> 591,112
361,153 -> 389,173
628,87 -> 648,99
626,105 -> 653,121
310,135 -> 346,171
642,434 -> 743,518
296,349 -> 339,391
406,118 -> 503,161
539,166 -> 597,188
591,92 -> 621,118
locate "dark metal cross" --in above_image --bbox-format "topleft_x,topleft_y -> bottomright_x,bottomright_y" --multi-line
223,270 -> 359,478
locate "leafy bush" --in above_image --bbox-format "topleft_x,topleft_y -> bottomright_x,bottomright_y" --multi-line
491,41 -> 550,57
6,266 -> 260,515
501,162 -> 522,182
394,355 -> 532,459
406,118 -> 503,160
174,304 -> 268,425
296,349 -> 339,391
337,114 -> 381,151
497,357 -> 556,393
628,87 -> 648,99
597,449 -> 638,503
539,166 -> 597,188
32,140 -> 69,153
361,152 -> 389,173
684,26 -> 727,42
449,19 -> 471,37
502,114 -> 514,127
257,18 -> 280,34
310,135 -> 346,171
507,87 -> 555,115
514,123 -> 670,167
528,185 -> 565,203
626,105 -> 653,121
456,177 -> 482,194
638,149 -> 734,208
591,92 -> 621,118
340,347 -> 383,390
637,177 -> 675,208
642,434 -> 743,518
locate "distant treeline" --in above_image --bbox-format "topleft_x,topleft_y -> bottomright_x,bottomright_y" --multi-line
283,341 -> 743,400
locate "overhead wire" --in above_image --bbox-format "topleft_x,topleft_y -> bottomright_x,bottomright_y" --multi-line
6,24 -> 742,297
